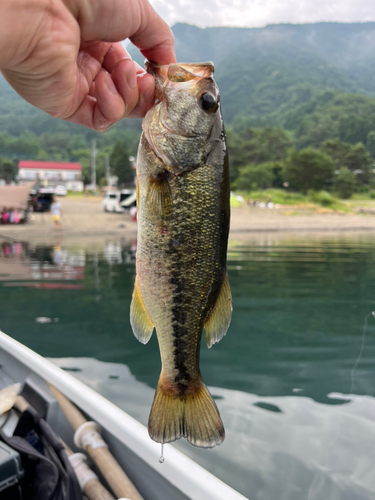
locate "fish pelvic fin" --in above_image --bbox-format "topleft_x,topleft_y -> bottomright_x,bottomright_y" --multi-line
148,375 -> 225,448
130,278 -> 154,344
204,271 -> 232,348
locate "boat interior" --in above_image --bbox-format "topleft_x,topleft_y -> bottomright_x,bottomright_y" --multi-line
0,346 -> 190,500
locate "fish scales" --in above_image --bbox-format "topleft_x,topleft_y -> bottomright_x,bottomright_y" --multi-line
138,158 -> 227,384
131,62 -> 232,448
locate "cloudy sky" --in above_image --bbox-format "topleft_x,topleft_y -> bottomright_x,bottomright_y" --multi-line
150,0 -> 375,28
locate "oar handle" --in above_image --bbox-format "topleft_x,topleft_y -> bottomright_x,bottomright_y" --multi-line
49,385 -> 145,500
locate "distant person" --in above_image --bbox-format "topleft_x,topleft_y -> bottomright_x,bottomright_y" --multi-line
8,209 -> 15,224
1,208 -> 9,224
267,198 -> 274,209
0,0 -> 175,131
50,197 -> 62,228
130,206 -> 137,222
13,209 -> 20,224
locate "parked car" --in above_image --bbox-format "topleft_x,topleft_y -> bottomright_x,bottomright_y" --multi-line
102,189 -> 134,213
54,185 -> 67,196
120,191 -> 136,211
30,188 -> 55,212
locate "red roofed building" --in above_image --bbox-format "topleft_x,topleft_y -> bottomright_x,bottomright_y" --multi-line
18,161 -> 83,192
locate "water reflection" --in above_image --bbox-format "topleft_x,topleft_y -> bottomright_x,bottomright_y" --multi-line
50,356 -> 375,500
0,239 -> 85,287
2,233 -> 375,499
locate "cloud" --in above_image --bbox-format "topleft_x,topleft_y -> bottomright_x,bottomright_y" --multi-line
150,0 -> 375,28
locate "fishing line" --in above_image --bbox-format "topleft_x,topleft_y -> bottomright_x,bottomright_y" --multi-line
306,311 -> 375,500
350,311 -> 374,394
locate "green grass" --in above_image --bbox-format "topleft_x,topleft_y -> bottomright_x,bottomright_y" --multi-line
350,192 -> 373,200
307,190 -> 335,207
66,191 -> 101,198
235,188 -> 349,211
237,188 -> 308,205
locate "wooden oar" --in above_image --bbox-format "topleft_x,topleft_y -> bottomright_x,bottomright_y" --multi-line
15,396 -> 115,500
49,385 -> 144,500
63,442 -> 115,500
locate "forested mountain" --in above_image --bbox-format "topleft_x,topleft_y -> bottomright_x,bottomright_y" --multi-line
129,22 -> 375,121
1,21 -> 375,185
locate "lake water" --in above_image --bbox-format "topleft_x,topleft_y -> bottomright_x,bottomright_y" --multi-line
2,232 -> 375,499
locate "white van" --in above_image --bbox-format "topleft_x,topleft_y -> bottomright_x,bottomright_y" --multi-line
102,190 -> 134,213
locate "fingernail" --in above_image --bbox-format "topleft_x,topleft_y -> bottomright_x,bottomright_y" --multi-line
125,62 -> 137,89
105,72 -> 118,95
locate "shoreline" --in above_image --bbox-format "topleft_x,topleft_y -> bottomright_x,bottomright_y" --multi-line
1,199 -> 375,241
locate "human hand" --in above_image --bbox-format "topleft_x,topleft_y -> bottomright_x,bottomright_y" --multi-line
0,0 -> 175,131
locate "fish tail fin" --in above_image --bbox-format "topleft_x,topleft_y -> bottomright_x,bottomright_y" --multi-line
148,375 -> 225,448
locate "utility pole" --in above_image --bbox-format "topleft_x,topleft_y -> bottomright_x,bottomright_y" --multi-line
105,154 -> 110,187
91,139 -> 97,191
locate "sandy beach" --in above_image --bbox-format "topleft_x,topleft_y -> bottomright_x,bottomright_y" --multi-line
1,196 -> 375,240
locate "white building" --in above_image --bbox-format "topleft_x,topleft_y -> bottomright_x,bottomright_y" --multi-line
18,160 -> 83,192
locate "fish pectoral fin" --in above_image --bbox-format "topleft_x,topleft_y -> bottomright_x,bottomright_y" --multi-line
204,272 -> 232,348
146,173 -> 172,217
130,279 -> 154,344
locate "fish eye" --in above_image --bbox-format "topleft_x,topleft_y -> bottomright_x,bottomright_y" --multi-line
199,92 -> 218,113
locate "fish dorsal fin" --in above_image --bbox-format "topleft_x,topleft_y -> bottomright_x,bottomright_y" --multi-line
130,279 -> 154,344
204,272 -> 232,348
146,173 -> 172,217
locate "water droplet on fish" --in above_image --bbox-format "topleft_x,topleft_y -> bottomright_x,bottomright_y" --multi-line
159,444 -> 164,463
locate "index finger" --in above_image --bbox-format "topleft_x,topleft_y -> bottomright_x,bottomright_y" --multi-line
129,2 -> 176,64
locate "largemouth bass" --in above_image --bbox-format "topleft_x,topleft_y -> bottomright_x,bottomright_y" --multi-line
131,61 -> 232,448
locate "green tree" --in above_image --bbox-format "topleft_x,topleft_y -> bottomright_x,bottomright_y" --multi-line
334,167 -> 356,199
321,139 -> 371,184
296,114 -> 339,149
227,126 -> 291,185
366,131 -> 375,158
290,92 -> 375,149
345,143 -> 371,184
234,163 -> 274,190
283,148 -> 334,192
320,139 -> 351,164
226,128 -> 246,184
15,131 -> 41,157
109,140 -> 133,186
0,157 -> 16,183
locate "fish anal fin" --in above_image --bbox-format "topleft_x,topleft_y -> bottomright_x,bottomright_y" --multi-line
204,272 -> 232,348
148,375 -> 225,448
130,279 -> 154,344
146,172 -> 172,217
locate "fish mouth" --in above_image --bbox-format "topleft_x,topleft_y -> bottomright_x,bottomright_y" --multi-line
142,62 -> 217,166
144,61 -> 216,140
146,61 -> 215,98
